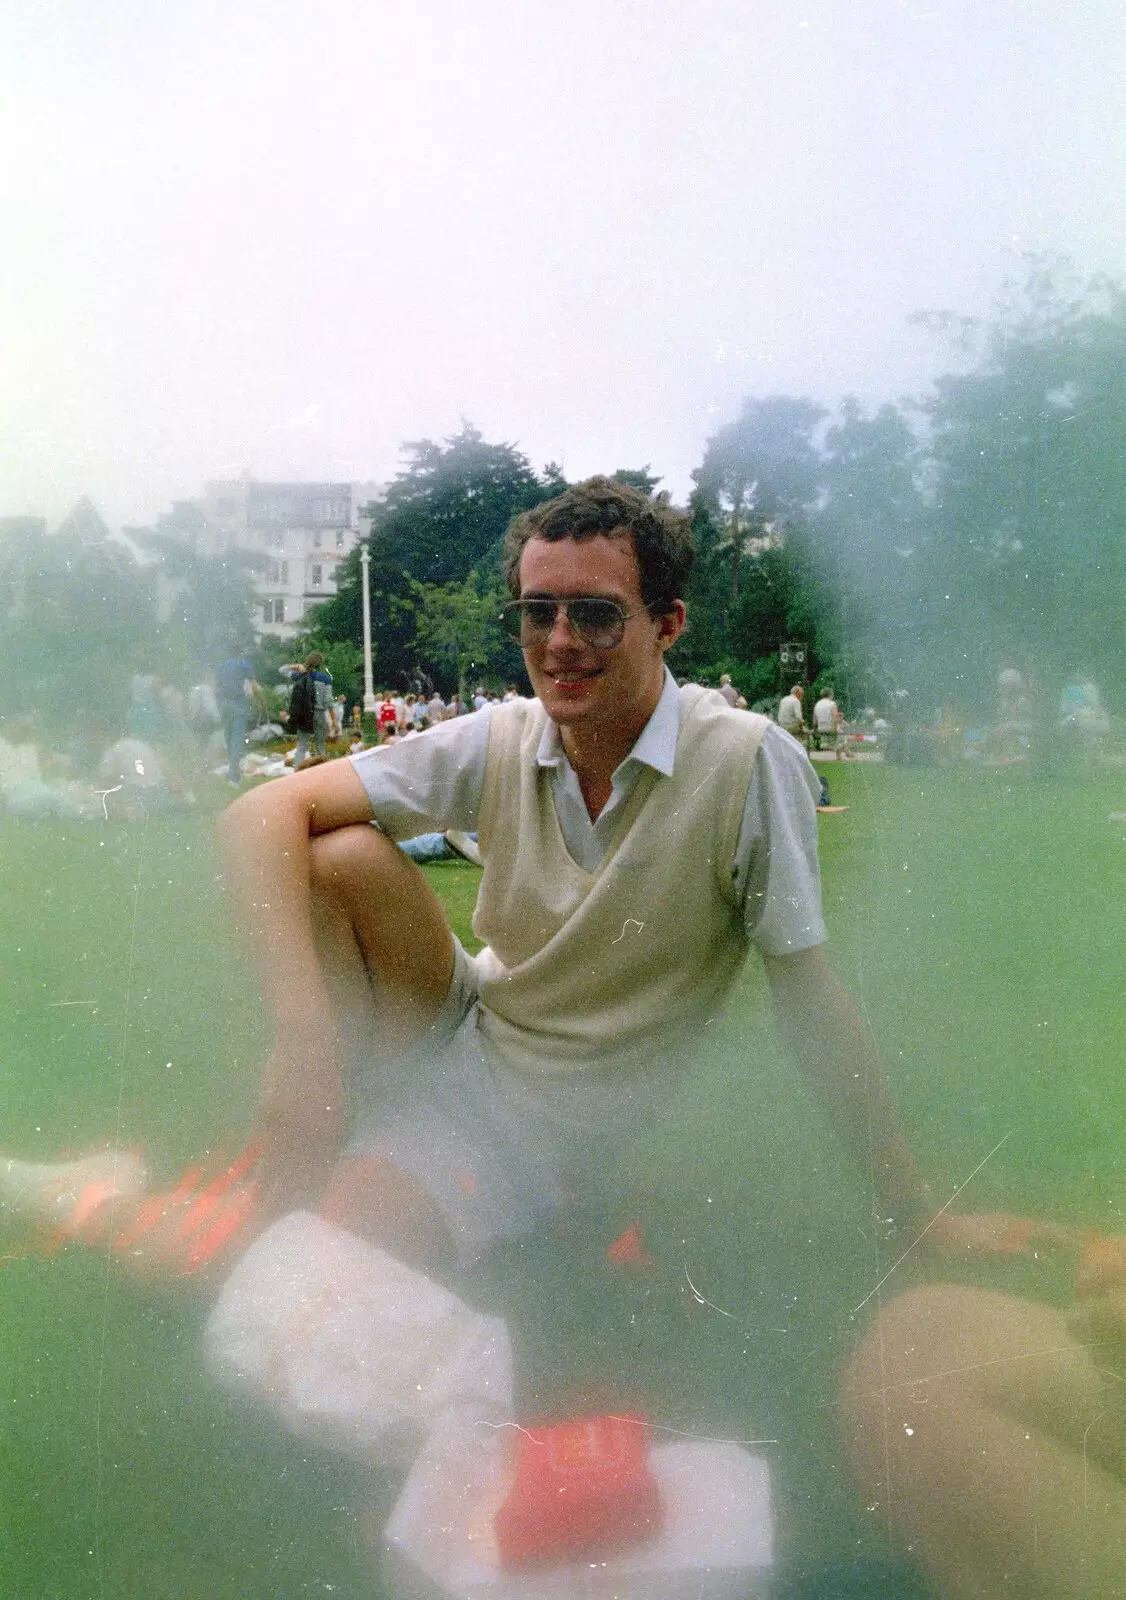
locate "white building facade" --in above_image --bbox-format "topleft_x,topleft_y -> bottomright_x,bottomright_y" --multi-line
197,478 -> 383,639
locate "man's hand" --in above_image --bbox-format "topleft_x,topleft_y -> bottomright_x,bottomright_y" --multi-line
914,1209 -> 1075,1261
1063,1233 -> 1126,1374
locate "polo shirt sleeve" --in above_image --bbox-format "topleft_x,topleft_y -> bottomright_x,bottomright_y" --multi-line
734,723 -> 826,956
348,708 -> 492,839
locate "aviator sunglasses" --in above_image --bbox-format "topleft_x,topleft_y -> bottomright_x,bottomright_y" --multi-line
499,596 -> 655,650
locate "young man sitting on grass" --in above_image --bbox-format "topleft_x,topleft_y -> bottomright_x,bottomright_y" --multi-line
3,479 -> 1043,1513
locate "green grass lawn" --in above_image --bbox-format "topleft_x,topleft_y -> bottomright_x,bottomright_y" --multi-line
2,762 -> 1124,1596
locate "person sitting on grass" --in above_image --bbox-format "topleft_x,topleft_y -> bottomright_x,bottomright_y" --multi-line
1,478 -> 1055,1572
5,480 -> 1035,1293
840,1232 -> 1126,1600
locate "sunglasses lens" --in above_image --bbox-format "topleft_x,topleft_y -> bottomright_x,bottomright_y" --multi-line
502,599 -> 628,647
502,601 -> 553,641
568,599 -> 625,647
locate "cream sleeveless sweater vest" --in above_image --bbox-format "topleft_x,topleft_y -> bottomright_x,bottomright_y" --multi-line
472,685 -> 770,1076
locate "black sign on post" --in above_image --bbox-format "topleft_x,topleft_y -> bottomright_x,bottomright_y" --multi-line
779,641 -> 807,683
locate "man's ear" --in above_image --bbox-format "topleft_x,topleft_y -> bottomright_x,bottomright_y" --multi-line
656,600 -> 687,651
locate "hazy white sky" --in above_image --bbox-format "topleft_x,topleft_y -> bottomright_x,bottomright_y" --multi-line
2,0 -> 1122,527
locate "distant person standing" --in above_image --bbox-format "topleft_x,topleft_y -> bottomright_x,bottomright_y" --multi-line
997,662 -> 1027,725
777,684 -> 807,746
378,694 -> 398,738
1059,672 -> 1106,734
214,652 -> 265,785
186,675 -> 222,768
1058,669 -> 1108,770
812,686 -> 852,758
288,653 -> 337,765
991,660 -> 1032,763
717,673 -> 739,707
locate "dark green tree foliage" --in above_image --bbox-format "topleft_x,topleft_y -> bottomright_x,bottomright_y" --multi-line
808,397 -> 930,702
691,395 -> 826,601
128,499 -> 262,672
54,496 -> 112,546
677,398 -> 827,687
611,467 -> 662,495
668,495 -> 730,680
682,264 -> 1126,714
402,572 -> 508,706
916,262 -> 1126,703
1,523 -> 157,740
311,424 -> 563,692
373,424 -> 551,584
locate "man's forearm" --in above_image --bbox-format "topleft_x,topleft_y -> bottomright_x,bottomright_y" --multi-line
764,948 -> 935,1224
217,776 -> 335,1038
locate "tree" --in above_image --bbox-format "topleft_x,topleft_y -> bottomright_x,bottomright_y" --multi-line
128,500 -> 262,672
917,258 -> 1126,702
54,496 -> 111,546
811,397 -> 930,702
401,572 -> 509,704
691,396 -> 825,601
311,424 -> 564,689
369,423 -> 558,585
0,522 -> 157,740
611,467 -> 662,495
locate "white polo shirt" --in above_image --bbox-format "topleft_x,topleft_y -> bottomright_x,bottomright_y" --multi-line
350,670 -> 826,957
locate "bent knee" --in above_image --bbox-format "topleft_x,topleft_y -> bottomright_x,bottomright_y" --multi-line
841,1284 -> 1075,1432
309,821 -> 396,892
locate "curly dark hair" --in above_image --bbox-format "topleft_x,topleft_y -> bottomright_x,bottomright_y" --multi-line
503,476 -> 694,612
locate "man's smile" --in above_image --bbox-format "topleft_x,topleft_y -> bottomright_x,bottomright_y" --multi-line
548,667 -> 601,686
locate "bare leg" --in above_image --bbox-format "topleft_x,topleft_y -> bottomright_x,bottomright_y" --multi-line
7,825 -> 462,1287
303,824 -> 462,1276
305,822 -> 456,1072
841,1285 -> 1126,1599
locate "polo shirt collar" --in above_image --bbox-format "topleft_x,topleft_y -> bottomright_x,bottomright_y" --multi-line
535,667 -> 680,778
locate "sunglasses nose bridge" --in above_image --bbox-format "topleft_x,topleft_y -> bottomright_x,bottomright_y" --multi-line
546,600 -> 583,644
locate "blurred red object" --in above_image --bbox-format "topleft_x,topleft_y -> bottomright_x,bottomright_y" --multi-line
606,1220 -> 654,1268
494,1412 -> 663,1568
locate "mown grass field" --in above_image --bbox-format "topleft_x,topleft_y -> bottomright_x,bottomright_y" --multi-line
2,760 -> 1124,1596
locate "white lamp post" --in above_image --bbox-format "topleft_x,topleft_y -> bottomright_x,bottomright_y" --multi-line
359,543 -> 377,713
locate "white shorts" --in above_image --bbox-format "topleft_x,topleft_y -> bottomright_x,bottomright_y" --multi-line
345,940 -> 683,1268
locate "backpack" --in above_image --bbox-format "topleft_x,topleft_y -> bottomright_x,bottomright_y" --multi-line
288,672 -> 316,731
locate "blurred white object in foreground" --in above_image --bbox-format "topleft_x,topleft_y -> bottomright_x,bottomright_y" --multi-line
381,1406 -> 774,1600
203,1211 -> 514,1466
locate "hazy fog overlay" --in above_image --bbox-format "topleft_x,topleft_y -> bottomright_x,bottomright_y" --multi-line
2,2 -> 1125,1598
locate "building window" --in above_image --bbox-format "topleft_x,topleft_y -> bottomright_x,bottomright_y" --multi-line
314,498 -> 347,522
335,528 -> 346,550
311,564 -> 323,588
266,526 -> 285,549
263,597 -> 285,624
265,560 -> 289,586
313,528 -> 323,549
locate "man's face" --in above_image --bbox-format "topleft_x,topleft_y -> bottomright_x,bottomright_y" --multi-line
516,534 -> 685,733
